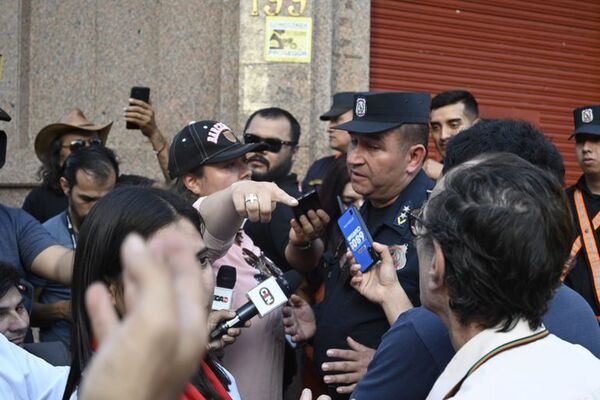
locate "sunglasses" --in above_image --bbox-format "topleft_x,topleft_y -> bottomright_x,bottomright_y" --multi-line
408,208 -> 427,237
62,138 -> 103,152
243,133 -> 296,153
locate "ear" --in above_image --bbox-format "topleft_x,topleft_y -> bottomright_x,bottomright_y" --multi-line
59,177 -> 71,196
406,144 -> 427,175
182,174 -> 204,196
427,239 -> 447,292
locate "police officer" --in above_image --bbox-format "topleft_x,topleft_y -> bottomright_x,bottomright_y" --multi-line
302,92 -> 356,191
566,104 -> 600,323
285,92 -> 434,398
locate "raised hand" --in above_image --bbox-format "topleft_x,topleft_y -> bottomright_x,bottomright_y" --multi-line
282,294 -> 316,342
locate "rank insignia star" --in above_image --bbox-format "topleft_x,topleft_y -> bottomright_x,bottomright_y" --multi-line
395,205 -> 411,226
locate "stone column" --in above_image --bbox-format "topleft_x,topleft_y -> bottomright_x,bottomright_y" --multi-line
233,0 -> 371,175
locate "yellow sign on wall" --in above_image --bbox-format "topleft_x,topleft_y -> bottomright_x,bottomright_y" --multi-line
264,17 -> 312,63
0,55 -> 4,82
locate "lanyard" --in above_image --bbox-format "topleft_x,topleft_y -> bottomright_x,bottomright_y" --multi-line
443,329 -> 549,399
571,189 -> 600,319
66,212 -> 78,249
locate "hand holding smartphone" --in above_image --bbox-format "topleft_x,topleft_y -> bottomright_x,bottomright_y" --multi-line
292,190 -> 321,221
126,86 -> 150,129
338,205 -> 380,272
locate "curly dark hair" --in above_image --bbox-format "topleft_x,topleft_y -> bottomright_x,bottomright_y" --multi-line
422,153 -> 572,331
37,136 -> 65,192
443,119 -> 565,184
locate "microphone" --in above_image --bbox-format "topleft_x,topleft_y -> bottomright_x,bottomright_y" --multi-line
210,269 -> 303,340
212,265 -> 236,311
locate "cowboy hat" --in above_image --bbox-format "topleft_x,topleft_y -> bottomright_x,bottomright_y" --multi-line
34,108 -> 112,162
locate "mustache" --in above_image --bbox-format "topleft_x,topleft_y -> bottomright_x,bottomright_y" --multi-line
247,155 -> 270,167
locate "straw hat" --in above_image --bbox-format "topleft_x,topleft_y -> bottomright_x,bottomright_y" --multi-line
34,108 -> 112,162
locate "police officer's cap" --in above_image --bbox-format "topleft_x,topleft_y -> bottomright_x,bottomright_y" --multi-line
572,104 -> 600,139
320,92 -> 356,121
334,92 -> 430,134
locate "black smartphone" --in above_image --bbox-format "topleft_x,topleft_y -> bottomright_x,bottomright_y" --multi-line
292,190 -> 321,221
337,205 -> 380,272
126,86 -> 151,129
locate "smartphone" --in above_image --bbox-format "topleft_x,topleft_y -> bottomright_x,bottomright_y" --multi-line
337,205 -> 379,272
126,86 -> 151,129
292,190 -> 321,221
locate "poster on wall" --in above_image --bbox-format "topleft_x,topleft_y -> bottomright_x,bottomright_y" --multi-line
264,16 -> 312,63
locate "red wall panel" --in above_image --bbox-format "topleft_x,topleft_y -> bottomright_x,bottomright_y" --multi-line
370,0 -> 600,184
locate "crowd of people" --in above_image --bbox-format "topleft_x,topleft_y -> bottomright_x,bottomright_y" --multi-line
0,86 -> 599,400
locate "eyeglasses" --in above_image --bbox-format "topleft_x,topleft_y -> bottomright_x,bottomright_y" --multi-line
408,208 -> 427,237
62,138 -> 102,152
243,133 -> 296,153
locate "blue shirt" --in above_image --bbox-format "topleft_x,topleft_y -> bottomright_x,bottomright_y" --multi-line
28,211 -> 73,348
351,307 -> 452,400
352,285 -> 600,400
0,204 -> 57,274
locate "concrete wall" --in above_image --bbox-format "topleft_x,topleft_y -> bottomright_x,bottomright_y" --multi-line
0,0 -> 370,206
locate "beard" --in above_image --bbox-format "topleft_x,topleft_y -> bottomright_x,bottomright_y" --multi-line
250,155 -> 293,182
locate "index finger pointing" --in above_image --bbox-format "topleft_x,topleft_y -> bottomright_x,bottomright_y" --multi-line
270,186 -> 298,207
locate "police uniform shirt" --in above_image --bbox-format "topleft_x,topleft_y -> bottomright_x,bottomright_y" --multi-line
302,155 -> 337,191
312,169 -> 434,390
565,176 -> 600,317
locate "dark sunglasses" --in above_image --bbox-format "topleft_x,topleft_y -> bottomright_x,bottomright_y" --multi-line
408,208 -> 427,237
62,138 -> 102,152
243,133 -> 296,153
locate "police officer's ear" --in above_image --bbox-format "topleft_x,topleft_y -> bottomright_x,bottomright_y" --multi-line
406,143 -> 427,175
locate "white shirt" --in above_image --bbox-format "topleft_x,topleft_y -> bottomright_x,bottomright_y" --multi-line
427,319 -> 600,400
0,334 -> 70,399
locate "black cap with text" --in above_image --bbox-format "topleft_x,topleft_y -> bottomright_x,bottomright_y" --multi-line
168,120 -> 267,179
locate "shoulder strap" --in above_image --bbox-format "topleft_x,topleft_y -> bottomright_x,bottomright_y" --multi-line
570,189 -> 600,318
443,330 -> 549,399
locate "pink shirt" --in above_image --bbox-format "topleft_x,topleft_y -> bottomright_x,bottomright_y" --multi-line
194,198 -> 284,400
